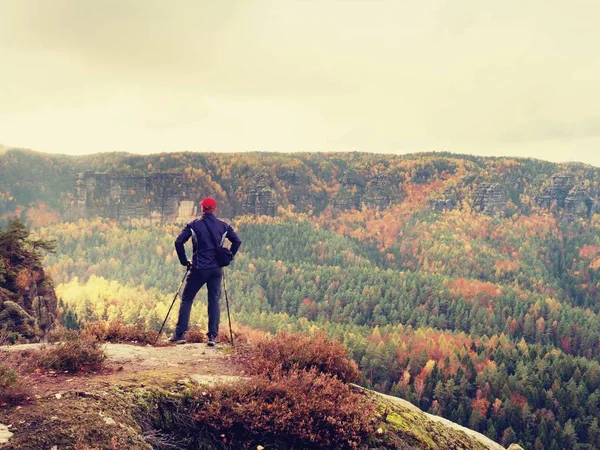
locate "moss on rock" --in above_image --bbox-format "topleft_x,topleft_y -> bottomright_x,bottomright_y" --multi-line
0,301 -> 39,340
0,379 -> 503,450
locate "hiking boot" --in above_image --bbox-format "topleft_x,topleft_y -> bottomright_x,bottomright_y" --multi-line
168,336 -> 186,344
207,337 -> 216,347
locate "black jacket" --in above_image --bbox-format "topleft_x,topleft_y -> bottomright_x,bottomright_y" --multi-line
174,213 -> 242,269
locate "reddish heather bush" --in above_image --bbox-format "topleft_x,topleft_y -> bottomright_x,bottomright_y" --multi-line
81,321 -> 109,342
46,326 -> 81,344
217,329 -> 248,346
233,323 -> 269,343
45,325 -> 66,343
176,327 -> 246,345
248,331 -> 361,383
184,328 -> 205,343
105,321 -> 158,344
37,336 -> 106,373
81,321 -> 158,345
193,367 -> 374,449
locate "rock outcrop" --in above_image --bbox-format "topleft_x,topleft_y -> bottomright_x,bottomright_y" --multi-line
241,172 -> 277,216
332,174 -> 364,210
69,167 -> 409,222
429,187 -> 461,212
536,174 -> 594,218
536,174 -> 574,210
242,187 -> 276,216
564,184 -> 593,218
472,183 -> 508,215
21,268 -> 57,335
276,170 -> 306,207
0,298 -> 38,339
0,268 -> 57,340
70,171 -> 193,225
363,173 -> 404,209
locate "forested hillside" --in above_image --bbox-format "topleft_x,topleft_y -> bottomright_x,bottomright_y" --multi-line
3,148 -> 600,449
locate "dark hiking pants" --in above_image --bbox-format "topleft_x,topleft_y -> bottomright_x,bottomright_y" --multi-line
175,267 -> 222,339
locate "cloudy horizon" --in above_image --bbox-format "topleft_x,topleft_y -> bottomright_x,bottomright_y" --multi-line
1,0 -> 599,166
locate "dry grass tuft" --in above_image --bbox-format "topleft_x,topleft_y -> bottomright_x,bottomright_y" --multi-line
79,321 -> 159,345
36,336 -> 106,373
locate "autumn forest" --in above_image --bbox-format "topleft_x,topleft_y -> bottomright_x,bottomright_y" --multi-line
3,148 -> 600,449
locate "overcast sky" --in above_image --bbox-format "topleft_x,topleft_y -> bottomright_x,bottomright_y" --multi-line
1,0 -> 599,166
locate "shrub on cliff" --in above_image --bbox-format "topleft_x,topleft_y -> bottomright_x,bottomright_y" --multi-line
192,367 -> 374,449
248,331 -> 361,383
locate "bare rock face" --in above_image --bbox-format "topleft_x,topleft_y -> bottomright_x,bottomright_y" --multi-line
242,187 -> 276,216
535,174 -> 594,218
363,173 -> 404,209
68,164 -> 410,221
70,171 -> 189,225
332,173 -> 365,210
565,184 -> 593,218
23,268 -> 58,334
277,170 -> 304,205
536,174 -> 575,210
429,186 -> 463,212
241,172 -> 277,217
0,299 -> 38,339
473,183 -> 508,215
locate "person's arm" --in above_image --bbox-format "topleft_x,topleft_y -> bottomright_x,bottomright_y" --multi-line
226,225 -> 242,257
175,225 -> 192,267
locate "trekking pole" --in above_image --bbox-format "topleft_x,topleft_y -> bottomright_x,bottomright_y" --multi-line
155,267 -> 189,344
222,269 -> 235,348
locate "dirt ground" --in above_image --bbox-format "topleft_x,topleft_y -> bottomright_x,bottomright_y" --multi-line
1,342 -> 246,398
0,342 -> 250,449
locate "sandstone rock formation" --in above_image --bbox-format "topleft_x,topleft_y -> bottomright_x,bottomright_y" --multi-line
69,167 -> 410,222
70,171 -> 194,225
536,174 -> 575,210
472,183 -> 508,215
242,186 -> 276,216
564,184 -> 593,218
0,298 -> 38,339
536,174 -> 594,218
0,267 -> 57,340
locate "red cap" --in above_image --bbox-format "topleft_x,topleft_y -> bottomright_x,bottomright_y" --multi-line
200,197 -> 217,212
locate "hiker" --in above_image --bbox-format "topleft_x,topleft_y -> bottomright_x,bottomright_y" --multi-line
172,197 -> 242,346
